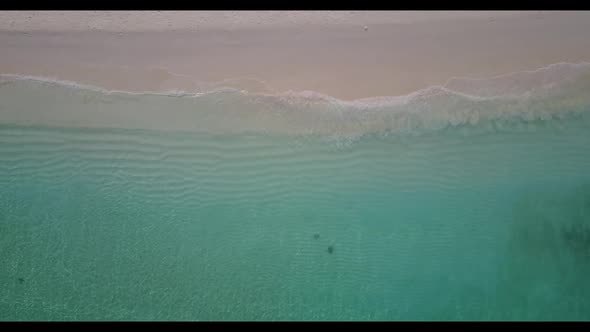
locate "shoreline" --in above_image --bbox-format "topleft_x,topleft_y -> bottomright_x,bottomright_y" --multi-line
2,60 -> 589,100
2,61 -> 590,137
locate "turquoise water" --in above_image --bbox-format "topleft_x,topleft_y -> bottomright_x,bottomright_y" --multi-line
2,117 -> 590,321
1,65 -> 590,320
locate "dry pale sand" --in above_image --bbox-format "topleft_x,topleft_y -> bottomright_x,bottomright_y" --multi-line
1,11 -> 590,100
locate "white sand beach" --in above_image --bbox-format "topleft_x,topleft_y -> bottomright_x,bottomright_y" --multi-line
1,11 -> 590,100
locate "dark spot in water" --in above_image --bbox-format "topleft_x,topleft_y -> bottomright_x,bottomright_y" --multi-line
562,223 -> 590,257
313,233 -> 320,240
327,245 -> 334,254
17,277 -> 24,283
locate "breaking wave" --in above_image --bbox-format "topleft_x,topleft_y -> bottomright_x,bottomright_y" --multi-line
1,62 -> 590,137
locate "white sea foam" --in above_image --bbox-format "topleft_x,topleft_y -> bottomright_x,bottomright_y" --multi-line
1,62 -> 590,137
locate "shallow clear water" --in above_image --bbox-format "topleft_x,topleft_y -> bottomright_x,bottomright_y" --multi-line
1,112 -> 590,320
2,63 -> 590,320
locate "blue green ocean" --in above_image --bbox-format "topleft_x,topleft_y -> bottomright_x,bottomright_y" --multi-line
1,63 -> 590,320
